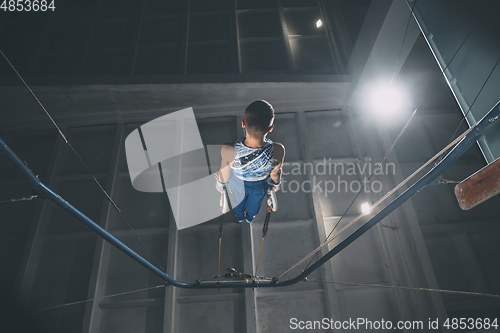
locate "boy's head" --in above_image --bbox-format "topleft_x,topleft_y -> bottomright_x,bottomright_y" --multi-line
243,100 -> 275,138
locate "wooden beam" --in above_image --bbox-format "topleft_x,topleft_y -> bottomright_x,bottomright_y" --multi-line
455,157 -> 500,210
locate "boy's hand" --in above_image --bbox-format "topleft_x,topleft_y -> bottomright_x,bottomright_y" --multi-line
220,189 -> 230,214
267,178 -> 281,192
270,182 -> 281,192
267,188 -> 278,212
271,142 -> 285,188
215,176 -> 230,213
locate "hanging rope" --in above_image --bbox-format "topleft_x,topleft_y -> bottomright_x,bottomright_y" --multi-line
0,49 -> 166,273
217,226 -> 222,285
217,187 -> 230,286
33,284 -> 166,312
307,280 -> 500,299
254,205 -> 272,281
253,186 -> 277,281
254,237 -> 264,280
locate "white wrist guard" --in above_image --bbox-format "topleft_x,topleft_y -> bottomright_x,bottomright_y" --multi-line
268,178 -> 281,191
215,177 -> 226,193
220,190 -> 230,213
267,188 -> 278,212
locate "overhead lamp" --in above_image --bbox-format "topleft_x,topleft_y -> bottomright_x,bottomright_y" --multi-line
316,19 -> 323,28
367,82 -> 409,116
361,202 -> 371,215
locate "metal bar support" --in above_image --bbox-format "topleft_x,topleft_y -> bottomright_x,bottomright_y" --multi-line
277,99 -> 500,287
1,99 -> 499,289
0,136 -> 193,289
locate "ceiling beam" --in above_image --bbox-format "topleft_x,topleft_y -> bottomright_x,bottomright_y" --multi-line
344,0 -> 420,110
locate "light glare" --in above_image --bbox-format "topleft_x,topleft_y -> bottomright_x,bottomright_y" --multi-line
368,83 -> 408,116
361,202 -> 371,215
316,19 -> 323,28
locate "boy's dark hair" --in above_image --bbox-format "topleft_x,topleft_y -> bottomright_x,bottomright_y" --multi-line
244,100 -> 275,137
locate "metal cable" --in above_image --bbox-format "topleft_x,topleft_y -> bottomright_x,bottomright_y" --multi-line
33,284 -> 165,312
217,187 -> 227,285
308,280 -> 500,299
280,123 -> 475,279
283,36 -> 497,279
0,50 -> 68,144
301,21 -> 478,273
0,49 -> 166,273
390,0 -> 418,85
217,236 -> 222,285
285,50 -> 500,278
302,107 -> 417,272
254,236 -> 265,280
439,55 -> 500,163
254,205 -> 273,279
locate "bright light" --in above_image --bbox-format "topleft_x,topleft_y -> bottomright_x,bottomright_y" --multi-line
361,202 -> 371,215
368,83 -> 409,116
316,19 -> 323,28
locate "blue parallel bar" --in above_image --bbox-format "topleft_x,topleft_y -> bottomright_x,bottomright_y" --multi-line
0,136 -> 194,289
1,99 -> 498,289
275,99 -> 500,287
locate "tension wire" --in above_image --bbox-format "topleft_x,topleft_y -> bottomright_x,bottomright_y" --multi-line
299,18 -> 479,275
0,49 -> 166,273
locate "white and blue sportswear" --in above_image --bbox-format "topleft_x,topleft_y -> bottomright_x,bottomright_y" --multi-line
230,137 -> 275,181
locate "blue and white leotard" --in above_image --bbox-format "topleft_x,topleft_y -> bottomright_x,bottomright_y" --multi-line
230,137 -> 275,181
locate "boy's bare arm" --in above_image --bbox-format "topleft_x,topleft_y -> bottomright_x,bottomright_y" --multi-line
271,142 -> 285,185
218,143 -> 235,183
